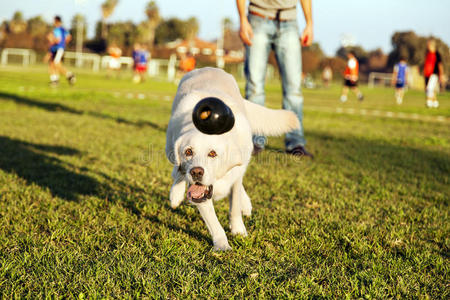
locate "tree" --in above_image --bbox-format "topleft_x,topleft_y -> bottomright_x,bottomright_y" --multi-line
185,17 -> 199,41
336,45 -> 368,65
154,18 -> 187,45
302,42 -> 325,74
101,0 -> 118,39
10,11 -> 27,33
144,0 -> 161,48
69,14 -> 88,49
27,16 -> 49,37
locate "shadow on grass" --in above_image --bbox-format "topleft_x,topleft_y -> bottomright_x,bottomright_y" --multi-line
308,130 -> 449,187
0,91 -> 166,131
0,135 -> 209,243
0,136 -> 101,201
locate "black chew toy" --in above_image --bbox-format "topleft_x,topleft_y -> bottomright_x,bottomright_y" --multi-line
192,97 -> 235,135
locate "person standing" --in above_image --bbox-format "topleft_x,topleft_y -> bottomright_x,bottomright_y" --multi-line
236,0 -> 314,158
391,57 -> 408,104
107,42 -> 122,78
340,51 -> 363,102
46,16 -> 75,87
322,65 -> 333,88
424,39 -> 445,108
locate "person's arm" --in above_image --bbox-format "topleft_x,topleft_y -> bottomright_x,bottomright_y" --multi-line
391,65 -> 398,86
65,29 -> 72,44
236,0 -> 253,46
300,0 -> 313,46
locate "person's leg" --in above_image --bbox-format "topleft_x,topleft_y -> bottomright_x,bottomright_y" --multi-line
426,74 -> 438,108
340,85 -> 349,102
273,20 -> 305,150
245,15 -> 273,150
351,87 -> 363,101
397,87 -> 404,104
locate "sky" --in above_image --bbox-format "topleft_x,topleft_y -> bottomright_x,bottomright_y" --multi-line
1,0 -> 449,56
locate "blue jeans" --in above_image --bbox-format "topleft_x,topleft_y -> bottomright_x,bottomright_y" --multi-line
244,14 -> 305,150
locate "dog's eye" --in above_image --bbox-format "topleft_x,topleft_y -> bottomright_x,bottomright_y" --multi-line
208,150 -> 217,158
185,148 -> 193,157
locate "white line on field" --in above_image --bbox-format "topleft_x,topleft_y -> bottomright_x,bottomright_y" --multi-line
13,85 -> 449,123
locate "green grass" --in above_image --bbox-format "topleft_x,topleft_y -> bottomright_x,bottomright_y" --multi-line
0,65 -> 448,298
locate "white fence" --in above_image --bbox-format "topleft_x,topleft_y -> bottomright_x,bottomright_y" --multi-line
101,55 -> 134,70
368,72 -> 392,88
1,48 -> 36,66
0,48 -> 180,81
63,51 -> 100,72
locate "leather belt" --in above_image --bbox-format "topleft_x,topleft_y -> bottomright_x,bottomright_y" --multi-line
249,10 -> 290,22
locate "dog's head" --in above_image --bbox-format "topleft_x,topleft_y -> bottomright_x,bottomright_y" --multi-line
173,131 -> 244,203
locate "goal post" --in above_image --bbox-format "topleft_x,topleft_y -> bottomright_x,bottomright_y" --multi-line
1,48 -> 36,66
368,72 -> 393,88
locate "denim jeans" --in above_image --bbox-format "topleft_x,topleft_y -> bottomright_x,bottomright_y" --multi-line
244,14 -> 305,150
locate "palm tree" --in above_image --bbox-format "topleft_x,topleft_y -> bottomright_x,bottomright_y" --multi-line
101,0 -> 118,39
144,1 -> 161,49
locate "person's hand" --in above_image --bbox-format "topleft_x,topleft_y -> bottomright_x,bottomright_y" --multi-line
239,18 -> 253,46
301,23 -> 313,47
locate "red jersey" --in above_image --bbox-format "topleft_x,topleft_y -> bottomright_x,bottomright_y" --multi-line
424,51 -> 442,78
344,57 -> 359,79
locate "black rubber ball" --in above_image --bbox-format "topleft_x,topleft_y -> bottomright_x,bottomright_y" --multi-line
192,97 -> 235,135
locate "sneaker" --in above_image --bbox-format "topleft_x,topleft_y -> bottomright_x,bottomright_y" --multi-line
433,100 -> 439,108
340,95 -> 347,102
396,96 -> 402,105
49,80 -> 59,87
252,144 -> 264,156
67,73 -> 76,85
286,146 -> 314,159
357,93 -> 364,101
426,99 -> 433,108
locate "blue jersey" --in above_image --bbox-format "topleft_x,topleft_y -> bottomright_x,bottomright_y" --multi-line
394,62 -> 408,84
133,50 -> 149,65
50,27 -> 69,52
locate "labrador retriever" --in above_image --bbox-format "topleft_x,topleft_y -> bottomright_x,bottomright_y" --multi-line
166,67 -> 299,250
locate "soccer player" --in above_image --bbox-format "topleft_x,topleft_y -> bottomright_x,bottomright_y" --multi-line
424,39 -> 445,108
340,51 -> 363,102
132,43 -> 149,83
391,57 -> 408,104
46,16 -> 75,86
107,42 -> 122,78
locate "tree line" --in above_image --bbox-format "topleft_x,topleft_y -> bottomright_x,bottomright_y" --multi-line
0,0 -> 448,76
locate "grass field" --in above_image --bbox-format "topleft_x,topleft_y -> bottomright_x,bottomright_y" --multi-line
0,65 -> 448,298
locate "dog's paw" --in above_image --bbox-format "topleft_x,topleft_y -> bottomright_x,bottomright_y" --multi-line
170,197 -> 183,209
170,181 -> 185,209
231,223 -> 248,237
241,205 -> 252,217
213,238 -> 232,251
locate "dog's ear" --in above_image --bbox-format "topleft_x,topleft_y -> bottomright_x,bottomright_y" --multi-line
168,136 -> 183,166
217,142 -> 244,177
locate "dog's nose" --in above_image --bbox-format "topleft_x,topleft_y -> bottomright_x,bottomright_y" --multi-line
190,167 -> 204,180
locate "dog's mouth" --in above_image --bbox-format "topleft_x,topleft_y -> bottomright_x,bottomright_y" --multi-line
187,183 -> 213,203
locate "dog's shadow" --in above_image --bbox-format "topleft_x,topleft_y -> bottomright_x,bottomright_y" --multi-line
119,189 -> 212,245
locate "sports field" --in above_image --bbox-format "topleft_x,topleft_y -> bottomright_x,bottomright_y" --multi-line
0,66 -> 448,298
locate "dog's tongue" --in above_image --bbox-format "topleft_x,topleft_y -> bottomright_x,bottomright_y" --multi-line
187,184 -> 207,199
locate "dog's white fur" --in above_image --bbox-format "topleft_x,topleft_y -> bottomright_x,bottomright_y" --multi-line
166,68 -> 299,250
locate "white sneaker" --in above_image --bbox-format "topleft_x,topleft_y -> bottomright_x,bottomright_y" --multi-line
340,95 -> 347,102
396,97 -> 403,105
426,99 -> 433,108
433,100 -> 439,108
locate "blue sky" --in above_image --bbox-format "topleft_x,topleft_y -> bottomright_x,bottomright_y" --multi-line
1,0 -> 449,56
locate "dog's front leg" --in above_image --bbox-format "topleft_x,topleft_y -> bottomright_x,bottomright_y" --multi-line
229,177 -> 248,236
196,200 -> 231,251
170,166 -> 186,209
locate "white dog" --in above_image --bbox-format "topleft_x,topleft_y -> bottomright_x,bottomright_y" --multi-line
166,68 -> 299,250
